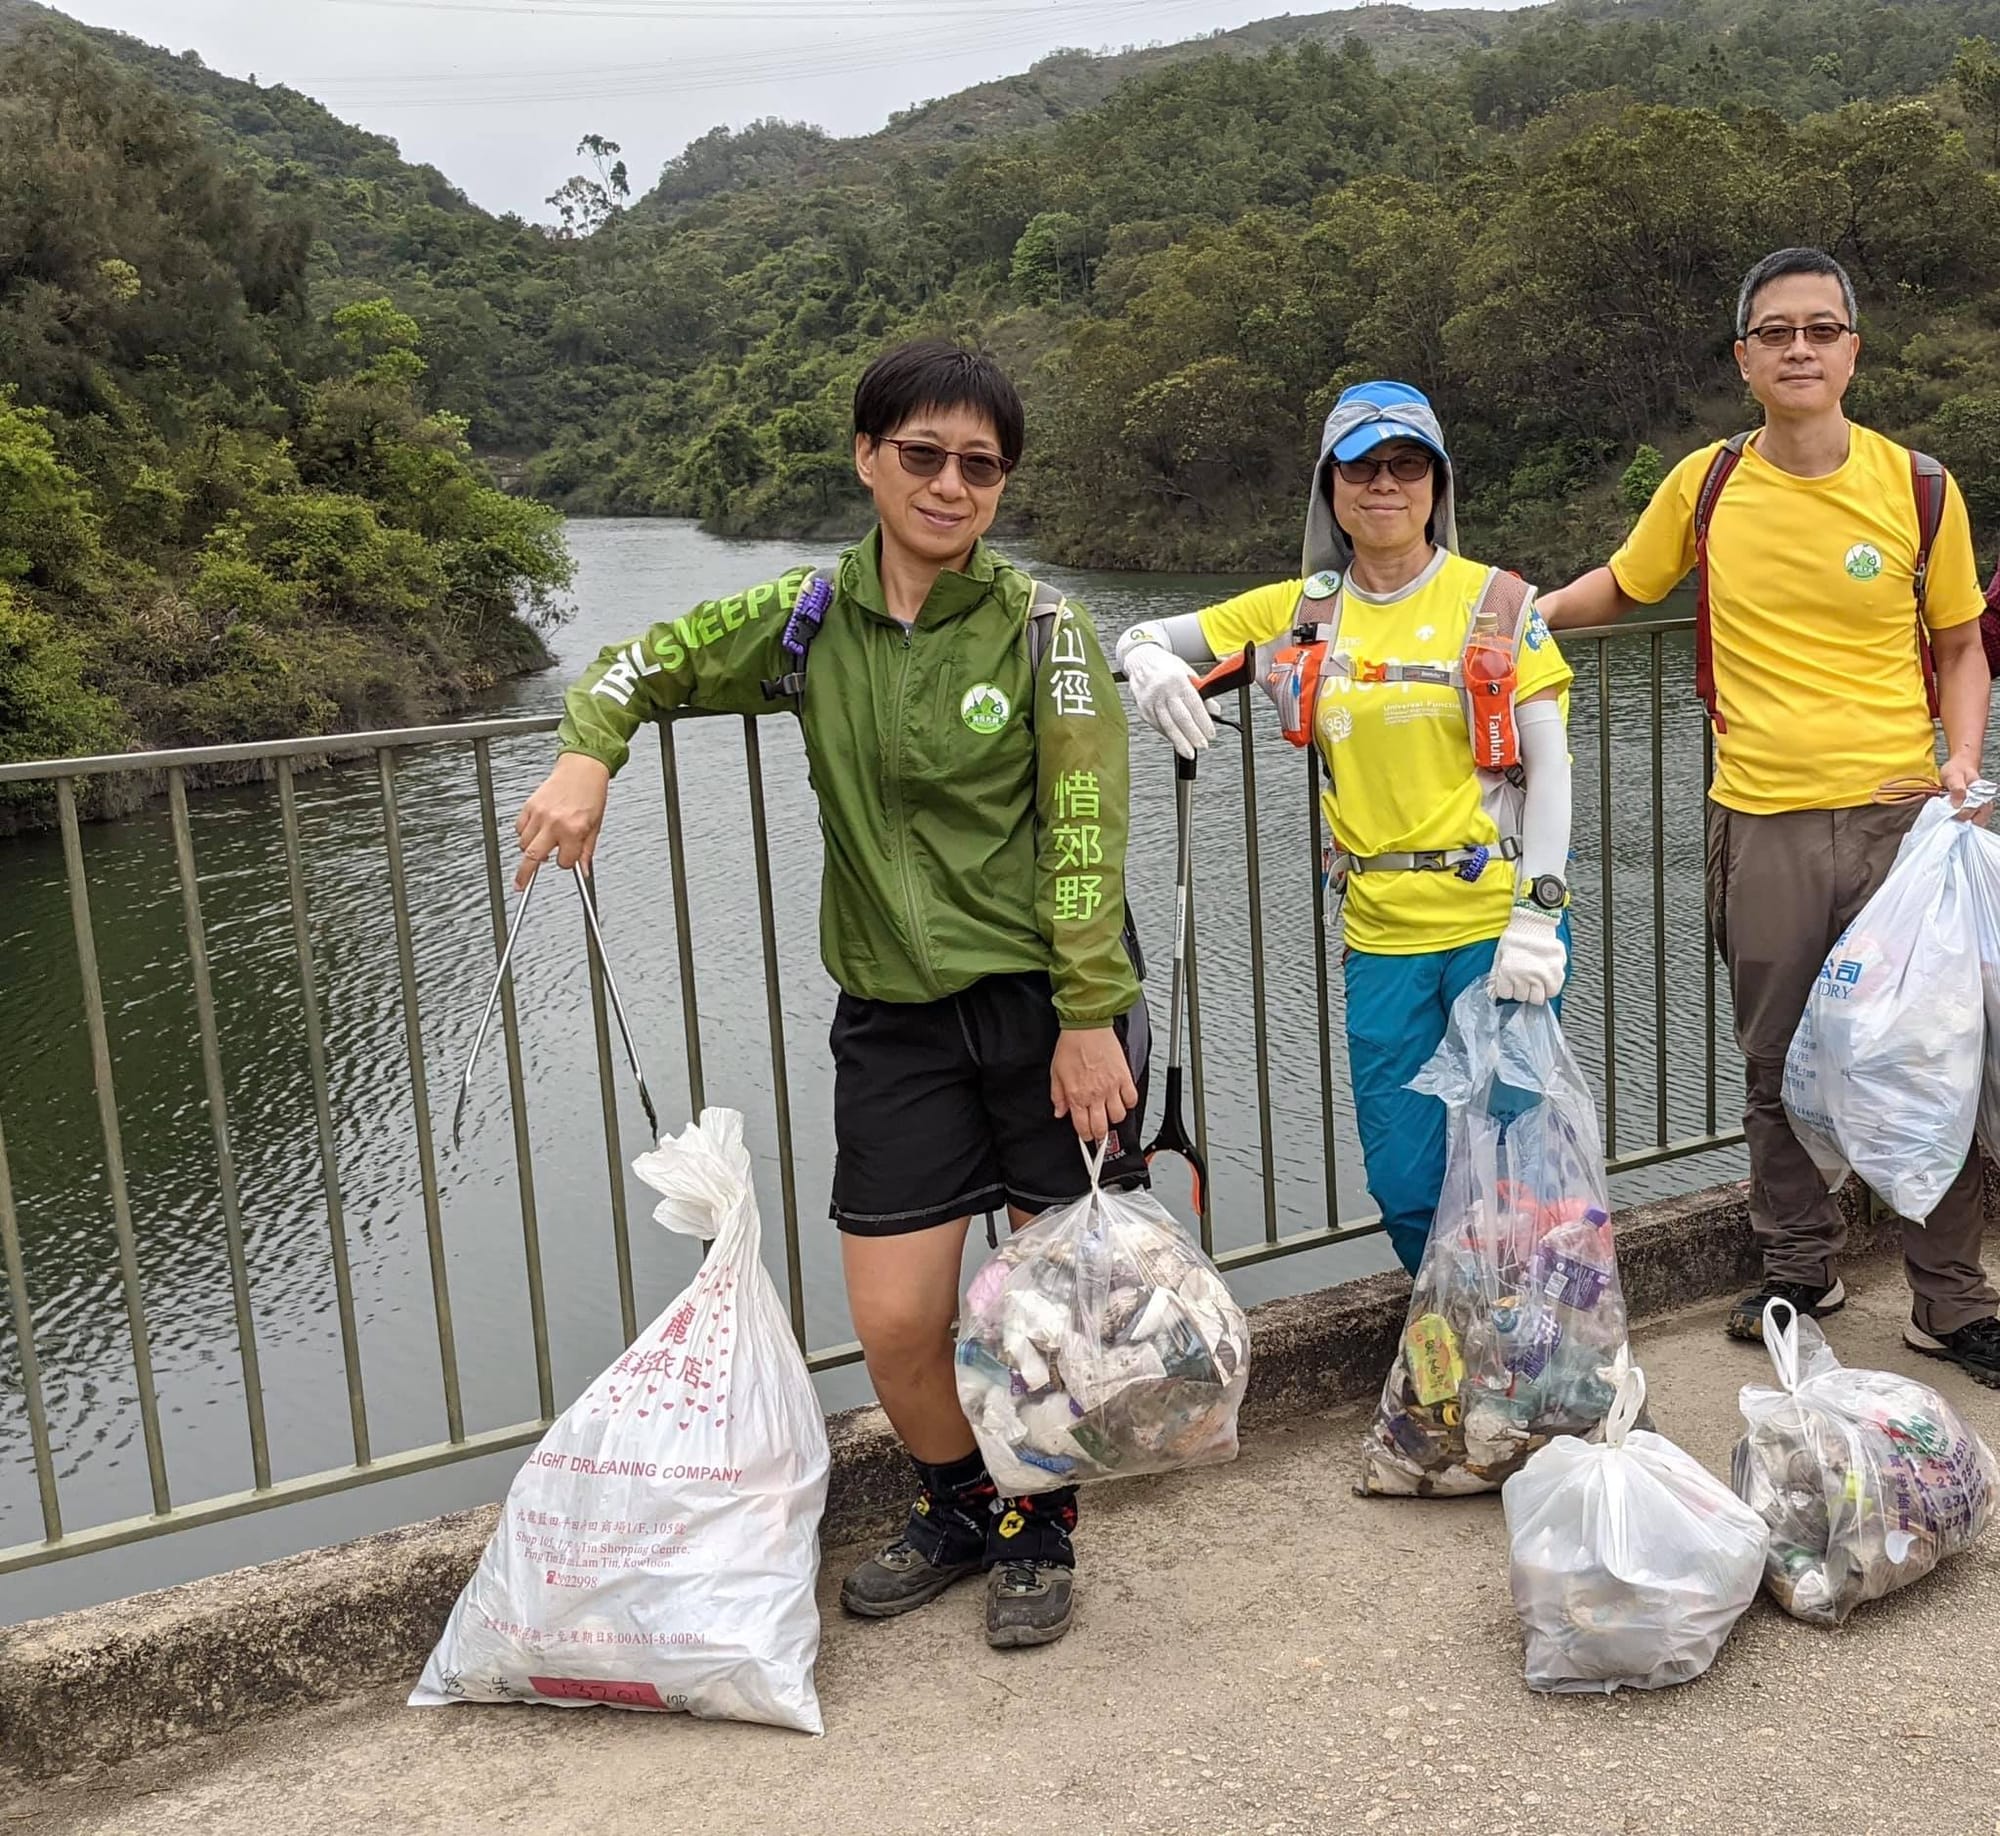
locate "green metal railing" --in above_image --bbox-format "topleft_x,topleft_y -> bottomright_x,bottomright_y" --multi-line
0,618 -> 1737,1574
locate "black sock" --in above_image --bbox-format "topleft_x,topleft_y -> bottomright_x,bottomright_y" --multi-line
902,1450 -> 995,1564
986,1486 -> 1079,1569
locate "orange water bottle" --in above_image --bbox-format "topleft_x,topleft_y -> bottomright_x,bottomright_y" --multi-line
1462,608 -> 1519,772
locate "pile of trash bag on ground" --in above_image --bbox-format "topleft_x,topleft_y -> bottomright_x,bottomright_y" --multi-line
1785,798 -> 1994,1221
956,1179 -> 1249,1494
1361,987 -> 1636,1496
1503,1360 -> 1770,1693
411,1109 -> 830,1733
1731,1299 -> 1999,1626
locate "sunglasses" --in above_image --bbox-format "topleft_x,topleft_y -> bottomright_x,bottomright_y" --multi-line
1742,321 -> 1853,349
1333,450 -> 1434,486
879,438 -> 1013,490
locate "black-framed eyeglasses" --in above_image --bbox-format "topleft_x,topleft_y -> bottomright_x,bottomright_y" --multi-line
1334,450 -> 1434,486
1742,321 -> 1854,349
879,438 -> 1013,489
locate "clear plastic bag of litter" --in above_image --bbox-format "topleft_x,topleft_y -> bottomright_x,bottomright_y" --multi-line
955,1151 -> 1250,1495
1731,1300 -> 1999,1626
1360,986 -> 1635,1497
1784,798 -> 1987,1222
1503,1361 -> 1769,1693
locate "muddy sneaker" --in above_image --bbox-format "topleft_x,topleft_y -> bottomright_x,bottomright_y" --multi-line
1905,1314 -> 2000,1389
985,1561 -> 1074,1649
1726,1278 -> 1846,1342
840,1533 -> 982,1618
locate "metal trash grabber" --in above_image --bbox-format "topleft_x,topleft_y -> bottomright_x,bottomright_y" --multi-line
1143,643 -> 1256,1219
569,866 -> 661,1145
450,860 -> 659,1149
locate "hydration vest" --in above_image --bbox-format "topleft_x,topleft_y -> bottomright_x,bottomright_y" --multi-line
1262,564 -> 1538,880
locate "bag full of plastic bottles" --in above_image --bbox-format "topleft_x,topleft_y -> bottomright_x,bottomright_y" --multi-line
411,1109 -> 830,1732
1957,817 -> 2000,1165
1360,985 -> 1635,1497
1503,1360 -> 1769,1693
1784,797 -> 1986,1223
1731,1299 -> 1998,1626
955,1151 -> 1249,1495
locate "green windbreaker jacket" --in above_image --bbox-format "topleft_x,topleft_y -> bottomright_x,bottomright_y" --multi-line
556,529 -> 1139,1028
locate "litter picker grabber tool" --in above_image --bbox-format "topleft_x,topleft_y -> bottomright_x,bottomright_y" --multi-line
570,867 -> 662,1145
1144,644 -> 1255,1218
451,861 -> 660,1150
452,860 -> 541,1149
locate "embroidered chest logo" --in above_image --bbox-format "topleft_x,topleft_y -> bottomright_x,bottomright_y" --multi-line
1844,543 -> 1884,582
961,684 -> 1011,734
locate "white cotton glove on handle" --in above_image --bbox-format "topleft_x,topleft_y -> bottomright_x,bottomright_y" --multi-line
1124,641 -> 1216,760
1490,903 -> 1566,1005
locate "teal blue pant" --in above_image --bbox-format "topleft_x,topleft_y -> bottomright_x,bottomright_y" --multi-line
1343,925 -> 1570,1276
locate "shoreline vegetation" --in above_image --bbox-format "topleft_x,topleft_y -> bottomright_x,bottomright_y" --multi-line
8,0 -> 2000,828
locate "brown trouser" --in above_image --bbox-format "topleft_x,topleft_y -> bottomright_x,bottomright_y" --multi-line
1705,799 -> 1997,1334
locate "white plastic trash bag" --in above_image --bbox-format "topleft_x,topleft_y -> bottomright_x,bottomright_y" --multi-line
1731,1300 -> 1998,1626
1361,987 -> 1636,1496
1783,799 -> 1985,1221
1503,1362 -> 1769,1693
1959,821 -> 2000,1165
955,1155 -> 1249,1495
411,1108 -> 830,1732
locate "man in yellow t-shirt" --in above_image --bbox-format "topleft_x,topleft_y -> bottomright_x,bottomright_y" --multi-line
1541,247 -> 1999,1380
1118,380 -> 1576,1277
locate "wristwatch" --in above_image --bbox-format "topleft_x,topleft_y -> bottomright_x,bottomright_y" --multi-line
1522,874 -> 1568,912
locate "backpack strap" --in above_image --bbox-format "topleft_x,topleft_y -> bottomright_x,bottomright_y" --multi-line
1026,577 -> 1065,677
1911,450 -> 1946,720
1692,432 -> 1753,733
758,568 -> 835,703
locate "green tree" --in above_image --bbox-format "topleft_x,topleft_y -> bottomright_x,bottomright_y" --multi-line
1955,37 -> 2000,165
1620,445 -> 1667,517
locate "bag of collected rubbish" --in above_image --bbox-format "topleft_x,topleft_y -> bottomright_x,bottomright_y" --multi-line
1731,1300 -> 1998,1626
1783,798 -> 1986,1222
1360,986 -> 1635,1497
1503,1361 -> 1769,1693
411,1108 -> 830,1732
955,1146 -> 1249,1494
1956,820 -> 2000,1165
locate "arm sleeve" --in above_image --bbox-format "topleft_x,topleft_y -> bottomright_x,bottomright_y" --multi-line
1036,596 -> 1140,1028
1607,451 -> 1708,605
1515,699 -> 1572,886
1195,580 -> 1302,657
555,569 -> 811,776
1922,474 -> 1984,633
1114,611 -> 1215,670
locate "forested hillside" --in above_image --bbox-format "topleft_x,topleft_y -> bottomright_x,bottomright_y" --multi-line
0,24 -> 569,809
10,0 -> 2000,801
530,0 -> 2000,574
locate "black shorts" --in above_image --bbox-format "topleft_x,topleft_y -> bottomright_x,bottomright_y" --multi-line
829,972 -> 1150,1236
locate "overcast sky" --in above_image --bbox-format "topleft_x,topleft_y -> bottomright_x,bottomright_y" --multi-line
51,0 -> 1487,220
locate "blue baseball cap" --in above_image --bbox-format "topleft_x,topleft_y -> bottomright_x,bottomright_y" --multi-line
1326,380 -> 1450,466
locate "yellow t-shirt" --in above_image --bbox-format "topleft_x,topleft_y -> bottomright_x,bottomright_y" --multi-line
1199,552 -> 1573,955
1609,425 -> 1983,815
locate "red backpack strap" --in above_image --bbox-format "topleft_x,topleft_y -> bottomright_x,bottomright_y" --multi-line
1691,433 -> 1752,732
1911,451 -> 1946,720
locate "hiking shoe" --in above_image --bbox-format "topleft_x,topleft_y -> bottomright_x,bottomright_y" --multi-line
840,1536 -> 982,1619
985,1561 -> 1074,1649
1725,1277 -> 1847,1342
1905,1314 -> 2000,1389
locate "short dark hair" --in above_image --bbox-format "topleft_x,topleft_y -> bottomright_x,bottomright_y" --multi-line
853,340 -> 1025,468
1735,247 -> 1858,338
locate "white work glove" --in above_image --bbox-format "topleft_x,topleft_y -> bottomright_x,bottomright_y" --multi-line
1123,640 -> 1216,760
1489,903 -> 1566,1005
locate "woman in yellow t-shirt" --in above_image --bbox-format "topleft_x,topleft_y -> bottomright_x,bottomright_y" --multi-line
1116,380 -> 1576,1274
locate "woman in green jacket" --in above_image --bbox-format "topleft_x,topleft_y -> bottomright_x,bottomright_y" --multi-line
513,342 -> 1147,1649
